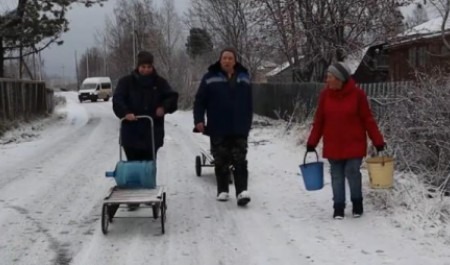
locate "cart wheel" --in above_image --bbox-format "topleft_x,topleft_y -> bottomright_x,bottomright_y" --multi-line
107,204 -> 119,223
152,204 -> 159,219
101,204 -> 109,235
195,156 -> 202,177
161,192 -> 167,234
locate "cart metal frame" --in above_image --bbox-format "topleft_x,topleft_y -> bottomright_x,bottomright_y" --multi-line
101,115 -> 167,235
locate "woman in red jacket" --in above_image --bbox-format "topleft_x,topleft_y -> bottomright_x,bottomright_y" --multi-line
306,62 -> 385,219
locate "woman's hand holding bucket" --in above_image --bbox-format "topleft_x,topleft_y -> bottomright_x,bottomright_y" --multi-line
299,149 -> 324,191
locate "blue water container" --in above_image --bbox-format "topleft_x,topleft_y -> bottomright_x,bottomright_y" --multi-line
106,160 -> 156,189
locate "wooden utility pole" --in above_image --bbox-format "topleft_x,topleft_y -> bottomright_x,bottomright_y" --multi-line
103,36 -> 107,76
132,20 -> 136,67
0,37 -> 4,77
86,48 -> 90,78
75,50 -> 80,88
19,43 -> 23,79
37,49 -> 42,80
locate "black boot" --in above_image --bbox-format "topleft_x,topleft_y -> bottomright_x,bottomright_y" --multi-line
333,203 -> 345,219
352,198 -> 363,218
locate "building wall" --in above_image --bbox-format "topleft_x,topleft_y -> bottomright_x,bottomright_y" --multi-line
388,36 -> 450,81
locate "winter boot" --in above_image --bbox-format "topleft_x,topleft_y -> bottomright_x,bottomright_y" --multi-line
333,203 -> 345,219
237,191 -> 251,206
217,192 -> 230,201
352,198 -> 363,218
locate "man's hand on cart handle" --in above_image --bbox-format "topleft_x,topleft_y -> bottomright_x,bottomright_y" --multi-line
125,113 -> 137,121
156,107 -> 165,117
195,122 -> 205,133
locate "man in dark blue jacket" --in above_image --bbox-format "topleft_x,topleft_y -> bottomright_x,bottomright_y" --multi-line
193,48 -> 253,206
113,50 -> 178,161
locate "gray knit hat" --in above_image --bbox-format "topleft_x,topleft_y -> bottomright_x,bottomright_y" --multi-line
328,62 -> 350,82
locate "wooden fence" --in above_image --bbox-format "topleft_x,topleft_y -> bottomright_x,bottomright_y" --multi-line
253,81 -> 410,120
0,78 -> 54,121
359,81 -> 410,98
252,82 -> 322,120
360,81 -> 410,120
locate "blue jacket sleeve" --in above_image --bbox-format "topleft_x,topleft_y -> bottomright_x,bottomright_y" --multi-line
112,77 -> 131,118
193,76 -> 208,125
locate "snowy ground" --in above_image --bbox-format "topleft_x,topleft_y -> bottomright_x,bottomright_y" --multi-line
0,91 -> 449,265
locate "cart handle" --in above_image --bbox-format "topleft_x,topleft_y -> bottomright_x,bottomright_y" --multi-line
119,115 -> 155,161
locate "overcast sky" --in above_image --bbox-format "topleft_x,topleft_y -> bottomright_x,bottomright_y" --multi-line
39,0 -> 190,80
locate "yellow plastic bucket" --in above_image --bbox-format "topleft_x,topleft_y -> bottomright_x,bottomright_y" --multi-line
366,156 -> 394,189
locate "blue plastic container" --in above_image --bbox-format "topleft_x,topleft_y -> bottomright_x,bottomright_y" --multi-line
105,160 -> 156,189
299,151 -> 324,191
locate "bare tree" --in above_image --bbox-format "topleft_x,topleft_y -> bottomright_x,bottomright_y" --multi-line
102,0 -> 158,81
152,0 -> 183,81
250,0 -> 302,72
174,49 -> 199,109
0,0 -> 107,78
379,72 -> 450,191
429,0 -> 450,52
90,0 -> 194,107
3,46 -> 45,79
251,0 -> 409,81
151,0 -> 199,108
188,0 -> 272,79
77,47 -> 105,81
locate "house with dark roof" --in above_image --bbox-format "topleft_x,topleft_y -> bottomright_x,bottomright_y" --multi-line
265,57 -> 305,83
347,43 -> 390,83
265,1 -> 445,84
264,48 -> 390,84
386,17 -> 450,81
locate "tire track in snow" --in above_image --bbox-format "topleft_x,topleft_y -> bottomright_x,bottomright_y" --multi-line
6,204 -> 72,265
160,122 -> 311,264
0,102 -> 119,265
0,117 -> 101,188
1,202 -> 72,265
70,121 -> 229,265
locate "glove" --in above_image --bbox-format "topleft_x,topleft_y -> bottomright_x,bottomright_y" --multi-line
375,144 -> 385,152
306,145 -> 316,152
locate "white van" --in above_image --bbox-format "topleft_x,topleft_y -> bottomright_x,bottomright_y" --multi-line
78,77 -> 113,103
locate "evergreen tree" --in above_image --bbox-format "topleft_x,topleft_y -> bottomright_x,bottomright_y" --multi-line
185,28 -> 213,59
0,0 -> 106,77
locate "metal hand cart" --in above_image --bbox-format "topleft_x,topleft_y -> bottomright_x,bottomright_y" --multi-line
195,146 -> 233,184
101,115 -> 167,235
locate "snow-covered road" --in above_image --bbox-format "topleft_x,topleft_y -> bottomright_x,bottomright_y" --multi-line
0,92 -> 449,265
